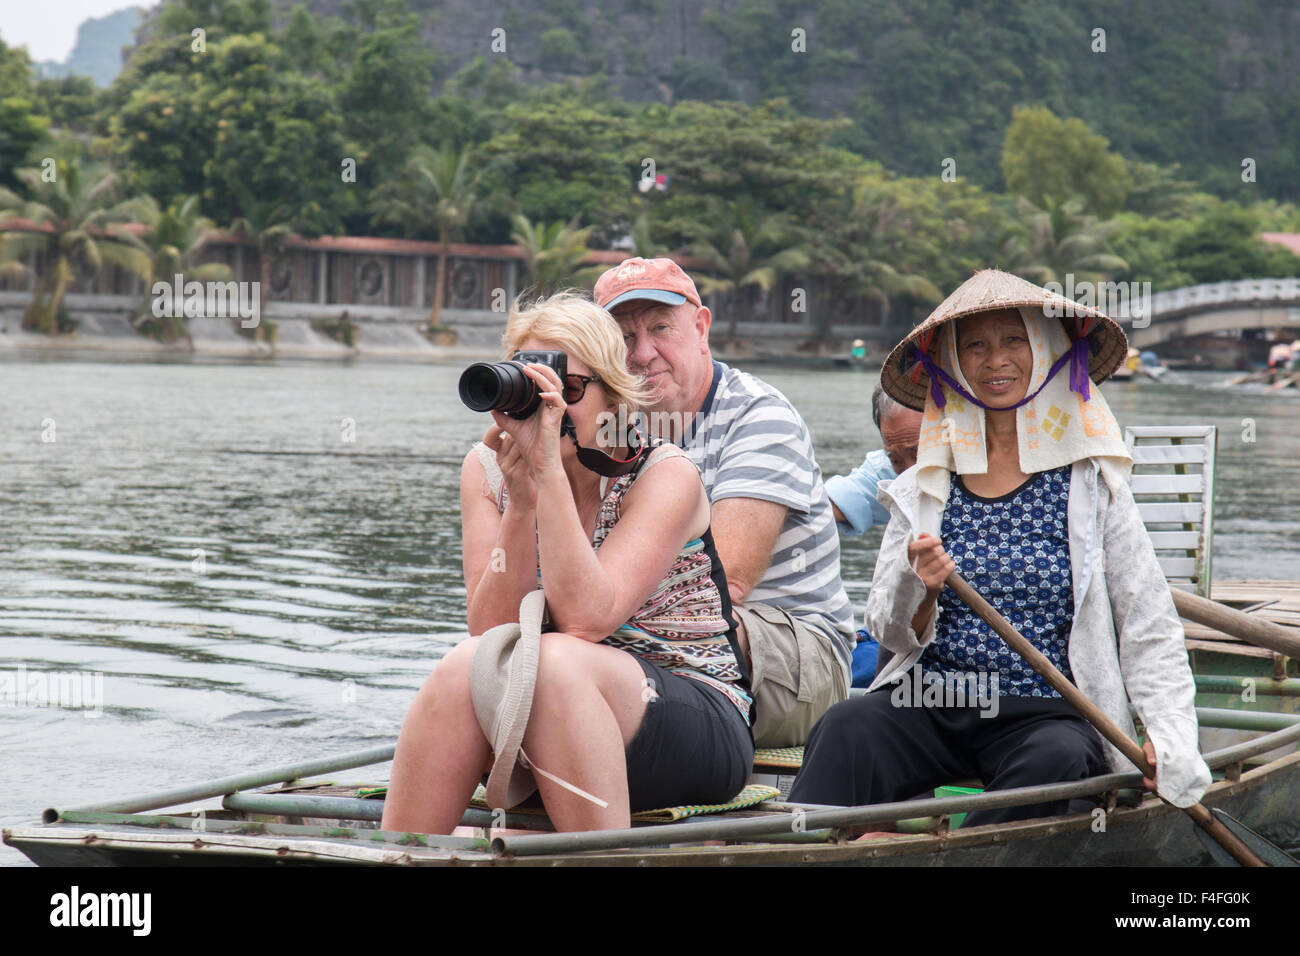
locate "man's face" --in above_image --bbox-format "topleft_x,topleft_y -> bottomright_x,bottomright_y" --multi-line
612,299 -> 713,415
880,407 -> 923,475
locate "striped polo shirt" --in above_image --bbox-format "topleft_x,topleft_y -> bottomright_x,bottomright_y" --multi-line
673,361 -> 856,668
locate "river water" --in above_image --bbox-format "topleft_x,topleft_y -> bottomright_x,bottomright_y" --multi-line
2,356 -> 1298,865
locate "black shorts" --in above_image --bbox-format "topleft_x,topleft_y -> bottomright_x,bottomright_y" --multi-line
624,657 -> 755,812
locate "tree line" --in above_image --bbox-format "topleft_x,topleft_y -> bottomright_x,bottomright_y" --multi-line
1,0 -> 1298,344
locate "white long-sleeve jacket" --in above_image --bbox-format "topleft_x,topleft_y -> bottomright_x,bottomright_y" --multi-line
865,458 -> 1212,808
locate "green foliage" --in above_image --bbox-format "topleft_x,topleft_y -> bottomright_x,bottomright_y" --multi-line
28,0 -> 1300,336
1001,107 -> 1133,217
33,76 -> 103,132
669,57 -> 738,102
0,41 -> 50,192
0,149 -> 152,333
687,195 -> 815,340
999,196 -> 1128,287
510,213 -> 598,295
539,29 -> 582,70
1167,203 -> 1300,285
479,87 -> 640,240
109,29 -> 352,235
336,0 -> 440,187
134,194 -> 232,341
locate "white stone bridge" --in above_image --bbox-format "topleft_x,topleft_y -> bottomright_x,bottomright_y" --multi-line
1128,278 -> 1300,349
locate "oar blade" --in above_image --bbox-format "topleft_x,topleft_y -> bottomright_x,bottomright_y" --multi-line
1194,808 -> 1299,867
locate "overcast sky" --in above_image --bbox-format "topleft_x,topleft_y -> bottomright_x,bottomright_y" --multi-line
1,0 -> 159,63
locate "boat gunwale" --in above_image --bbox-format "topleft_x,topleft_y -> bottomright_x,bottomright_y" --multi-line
7,744 -> 1300,867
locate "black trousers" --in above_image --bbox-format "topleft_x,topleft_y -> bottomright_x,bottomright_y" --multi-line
787,688 -> 1108,828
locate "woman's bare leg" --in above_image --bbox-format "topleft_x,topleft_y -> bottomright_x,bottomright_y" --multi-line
381,637 -> 490,835
520,633 -> 649,831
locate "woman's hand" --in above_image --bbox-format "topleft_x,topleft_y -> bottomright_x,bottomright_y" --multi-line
908,533 -> 956,597
482,420 -> 537,511
1141,739 -> 1158,793
483,363 -> 569,500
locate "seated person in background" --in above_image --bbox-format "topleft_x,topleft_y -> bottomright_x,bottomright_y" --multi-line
826,385 -> 923,686
382,293 -> 752,835
827,384 -> 923,536
789,269 -> 1211,827
596,257 -> 855,749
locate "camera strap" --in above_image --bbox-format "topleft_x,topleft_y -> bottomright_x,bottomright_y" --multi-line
561,414 -> 646,477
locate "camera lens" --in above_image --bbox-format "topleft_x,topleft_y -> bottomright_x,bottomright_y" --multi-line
458,361 -> 540,418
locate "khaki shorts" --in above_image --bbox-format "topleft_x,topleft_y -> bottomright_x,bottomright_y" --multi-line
735,602 -> 849,749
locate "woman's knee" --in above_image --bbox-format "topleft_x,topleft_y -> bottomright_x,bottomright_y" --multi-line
533,632 -> 616,695
423,636 -> 478,700
1005,719 -> 1102,780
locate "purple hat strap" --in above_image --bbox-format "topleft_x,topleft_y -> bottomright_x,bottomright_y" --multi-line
909,335 -> 1091,411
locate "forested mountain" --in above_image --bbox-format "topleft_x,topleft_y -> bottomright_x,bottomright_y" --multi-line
135,0 -> 1299,201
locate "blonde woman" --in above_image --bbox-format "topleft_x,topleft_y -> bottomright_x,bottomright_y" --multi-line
382,293 -> 753,835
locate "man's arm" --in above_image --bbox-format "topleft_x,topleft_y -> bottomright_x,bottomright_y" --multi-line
710,496 -> 788,606
825,449 -> 895,536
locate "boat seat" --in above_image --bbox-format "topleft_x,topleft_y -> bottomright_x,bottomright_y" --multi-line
349,781 -> 781,825
1123,425 -> 1217,598
469,782 -> 780,823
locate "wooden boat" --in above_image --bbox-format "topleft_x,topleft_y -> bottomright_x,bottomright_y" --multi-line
7,696 -> 1298,867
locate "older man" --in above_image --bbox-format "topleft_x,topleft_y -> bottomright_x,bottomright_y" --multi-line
826,384 -> 923,535
825,384 -> 923,686
594,257 -> 855,748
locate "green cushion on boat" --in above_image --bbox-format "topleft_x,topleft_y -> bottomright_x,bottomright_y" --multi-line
353,783 -> 780,821
752,746 -> 804,770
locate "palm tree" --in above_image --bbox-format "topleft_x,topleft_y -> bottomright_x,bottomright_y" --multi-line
686,197 -> 814,344
1000,195 -> 1128,287
228,189 -> 294,343
370,144 -> 483,327
510,213 -> 598,295
135,195 -> 233,343
629,210 -> 667,259
833,183 -> 943,338
0,157 -> 153,334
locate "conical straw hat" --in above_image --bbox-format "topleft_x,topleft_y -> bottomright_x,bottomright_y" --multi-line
881,269 -> 1129,411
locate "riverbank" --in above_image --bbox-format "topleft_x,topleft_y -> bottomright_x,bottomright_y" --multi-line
0,313 -> 508,363
0,313 -> 877,367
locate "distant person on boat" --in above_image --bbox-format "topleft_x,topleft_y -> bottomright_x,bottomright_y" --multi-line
825,384 -> 923,687
789,269 -> 1212,826
1268,340 -> 1295,381
595,257 -> 855,749
383,292 -> 753,834
850,338 -> 868,367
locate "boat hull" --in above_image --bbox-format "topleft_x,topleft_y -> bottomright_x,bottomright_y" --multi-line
7,751 -> 1299,867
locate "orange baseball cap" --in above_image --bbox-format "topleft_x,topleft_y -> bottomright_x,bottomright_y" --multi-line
593,257 -> 702,310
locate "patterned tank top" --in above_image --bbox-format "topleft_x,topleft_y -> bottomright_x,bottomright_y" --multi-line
473,441 -> 752,722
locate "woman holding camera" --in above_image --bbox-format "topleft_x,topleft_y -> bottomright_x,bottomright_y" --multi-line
382,293 -> 753,835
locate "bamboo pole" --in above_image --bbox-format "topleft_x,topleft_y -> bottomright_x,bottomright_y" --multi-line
1172,588 -> 1300,658
46,744 -> 395,822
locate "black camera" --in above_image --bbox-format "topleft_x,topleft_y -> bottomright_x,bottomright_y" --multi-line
458,350 -> 568,420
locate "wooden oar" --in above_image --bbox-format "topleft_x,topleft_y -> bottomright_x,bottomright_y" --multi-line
945,570 -> 1274,867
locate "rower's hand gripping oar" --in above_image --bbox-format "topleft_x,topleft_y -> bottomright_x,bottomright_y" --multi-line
944,569 -> 1273,867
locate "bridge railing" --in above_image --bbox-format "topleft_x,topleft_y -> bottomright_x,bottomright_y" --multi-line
1151,278 -> 1300,319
